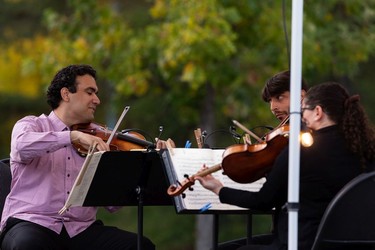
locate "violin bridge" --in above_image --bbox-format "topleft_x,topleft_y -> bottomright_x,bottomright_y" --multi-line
243,134 -> 252,145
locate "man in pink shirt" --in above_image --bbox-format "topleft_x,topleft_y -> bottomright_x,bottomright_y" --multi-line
0,64 -> 155,250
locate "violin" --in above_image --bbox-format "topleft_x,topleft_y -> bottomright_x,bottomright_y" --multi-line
167,117 -> 290,196
221,124 -> 289,183
71,122 -> 155,156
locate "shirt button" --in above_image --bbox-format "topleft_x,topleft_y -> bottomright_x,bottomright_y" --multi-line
67,174 -> 70,177
68,157 -> 70,160
67,191 -> 70,194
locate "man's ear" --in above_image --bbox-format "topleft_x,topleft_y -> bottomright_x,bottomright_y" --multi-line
61,87 -> 70,102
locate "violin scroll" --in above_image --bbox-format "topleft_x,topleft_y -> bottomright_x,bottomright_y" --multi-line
167,177 -> 195,196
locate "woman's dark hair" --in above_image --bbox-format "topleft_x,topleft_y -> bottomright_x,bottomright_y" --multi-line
47,64 -> 97,109
262,70 -> 309,102
304,82 -> 375,168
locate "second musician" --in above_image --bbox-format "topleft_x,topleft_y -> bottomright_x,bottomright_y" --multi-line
196,82 -> 375,250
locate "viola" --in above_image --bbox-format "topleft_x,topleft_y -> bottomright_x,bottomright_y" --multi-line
167,117 -> 290,196
221,124 -> 289,183
71,122 -> 155,156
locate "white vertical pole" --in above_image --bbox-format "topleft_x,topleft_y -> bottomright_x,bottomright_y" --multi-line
288,0 -> 304,250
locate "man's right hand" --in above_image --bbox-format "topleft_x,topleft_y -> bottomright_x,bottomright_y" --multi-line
70,131 -> 110,152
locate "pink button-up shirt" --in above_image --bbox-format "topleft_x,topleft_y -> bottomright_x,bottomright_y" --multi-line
1,111 -> 105,237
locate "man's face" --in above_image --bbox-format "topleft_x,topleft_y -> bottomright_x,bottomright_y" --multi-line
66,74 -> 100,123
269,91 -> 291,121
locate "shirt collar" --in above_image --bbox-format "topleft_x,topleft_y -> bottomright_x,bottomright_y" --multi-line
49,111 -> 69,131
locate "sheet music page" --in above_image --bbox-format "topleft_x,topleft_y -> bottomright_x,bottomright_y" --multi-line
168,148 -> 265,211
59,151 -> 104,214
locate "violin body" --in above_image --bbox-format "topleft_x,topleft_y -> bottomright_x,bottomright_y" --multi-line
221,125 -> 289,183
71,123 -> 154,155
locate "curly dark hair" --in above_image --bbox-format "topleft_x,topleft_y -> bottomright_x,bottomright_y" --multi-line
304,82 -> 375,169
46,64 -> 97,109
262,70 -> 309,102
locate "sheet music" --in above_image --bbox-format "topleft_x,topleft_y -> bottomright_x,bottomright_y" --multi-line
164,148 -> 265,212
59,151 -> 104,214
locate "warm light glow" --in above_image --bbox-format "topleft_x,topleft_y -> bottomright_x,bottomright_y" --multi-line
300,132 -> 314,147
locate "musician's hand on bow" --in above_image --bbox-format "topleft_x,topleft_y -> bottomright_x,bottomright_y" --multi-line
70,131 -> 110,152
194,164 -> 224,195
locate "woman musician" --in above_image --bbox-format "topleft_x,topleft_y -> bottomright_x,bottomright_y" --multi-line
196,82 -> 375,250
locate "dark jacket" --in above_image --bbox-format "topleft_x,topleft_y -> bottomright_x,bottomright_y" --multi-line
219,125 -> 368,250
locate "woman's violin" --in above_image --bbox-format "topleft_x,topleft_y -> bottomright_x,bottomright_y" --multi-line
71,122 -> 155,156
221,116 -> 289,183
167,116 -> 290,196
221,124 -> 289,183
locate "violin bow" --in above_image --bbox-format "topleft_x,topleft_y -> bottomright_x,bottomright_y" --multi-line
232,120 -> 263,143
106,106 -> 130,146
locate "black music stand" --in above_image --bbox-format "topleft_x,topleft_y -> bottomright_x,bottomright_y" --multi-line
82,150 -> 172,250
